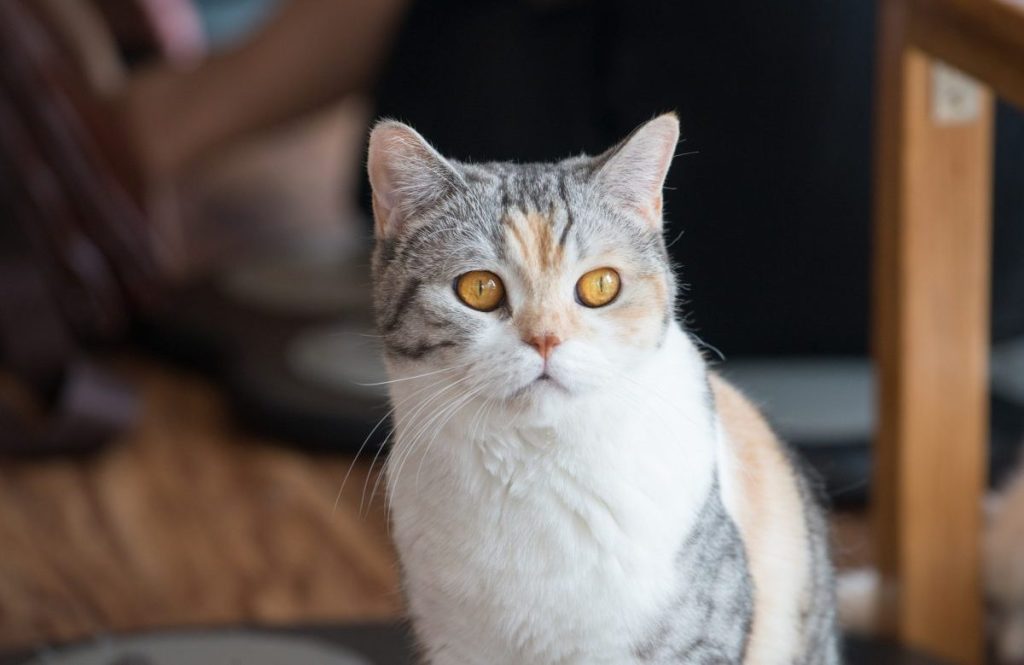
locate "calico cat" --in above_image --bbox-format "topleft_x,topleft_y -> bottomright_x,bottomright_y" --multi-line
367,114 -> 839,665
986,462 -> 1024,664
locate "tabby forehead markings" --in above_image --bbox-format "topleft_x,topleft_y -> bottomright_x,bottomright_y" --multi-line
500,207 -> 587,341
502,209 -> 565,274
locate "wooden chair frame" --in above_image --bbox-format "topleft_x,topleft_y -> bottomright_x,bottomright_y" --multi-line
873,1 -> 1024,662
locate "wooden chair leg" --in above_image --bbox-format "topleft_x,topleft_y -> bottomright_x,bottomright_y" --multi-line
872,2 -> 994,664
872,2 -> 991,659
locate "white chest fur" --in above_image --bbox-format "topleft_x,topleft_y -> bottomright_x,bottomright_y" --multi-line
386,326 -> 721,665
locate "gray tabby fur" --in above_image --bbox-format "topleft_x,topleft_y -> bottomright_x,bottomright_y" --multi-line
634,481 -> 754,663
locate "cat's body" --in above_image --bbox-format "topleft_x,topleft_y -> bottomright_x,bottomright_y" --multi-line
367,114 -> 839,664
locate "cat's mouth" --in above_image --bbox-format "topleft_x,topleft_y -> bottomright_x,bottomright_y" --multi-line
516,372 -> 569,397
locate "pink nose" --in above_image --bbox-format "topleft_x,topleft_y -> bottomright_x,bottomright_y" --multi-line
525,333 -> 562,360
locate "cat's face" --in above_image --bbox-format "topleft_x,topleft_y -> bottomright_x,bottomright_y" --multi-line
368,115 -> 680,412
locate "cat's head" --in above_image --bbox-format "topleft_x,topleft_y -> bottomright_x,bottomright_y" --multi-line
367,114 -> 680,411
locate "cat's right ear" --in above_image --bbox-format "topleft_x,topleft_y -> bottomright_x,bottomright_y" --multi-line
367,120 -> 461,240
592,113 -> 680,230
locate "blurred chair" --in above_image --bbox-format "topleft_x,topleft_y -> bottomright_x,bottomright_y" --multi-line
872,0 -> 1024,663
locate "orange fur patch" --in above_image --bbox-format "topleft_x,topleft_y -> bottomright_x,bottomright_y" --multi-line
711,374 -> 812,663
503,209 -> 580,342
502,211 -> 666,348
503,210 -> 564,275
607,274 -> 667,346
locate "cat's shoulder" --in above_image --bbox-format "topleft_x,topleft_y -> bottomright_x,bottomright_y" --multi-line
706,372 -> 779,462
706,371 -> 815,502
707,372 -> 825,664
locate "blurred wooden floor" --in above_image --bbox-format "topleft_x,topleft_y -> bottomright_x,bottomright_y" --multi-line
0,357 -> 401,650
0,356 -> 872,652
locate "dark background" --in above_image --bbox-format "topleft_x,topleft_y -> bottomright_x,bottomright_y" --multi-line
368,0 -> 1024,356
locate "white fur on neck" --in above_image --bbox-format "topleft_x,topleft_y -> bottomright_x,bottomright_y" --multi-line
386,324 -> 722,665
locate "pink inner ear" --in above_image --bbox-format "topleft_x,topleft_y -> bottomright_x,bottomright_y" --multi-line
597,114 -> 679,229
367,135 -> 403,238
646,194 -> 664,226
367,121 -> 457,240
371,191 -> 391,238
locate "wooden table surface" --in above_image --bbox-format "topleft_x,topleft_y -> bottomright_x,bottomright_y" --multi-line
0,357 -> 401,651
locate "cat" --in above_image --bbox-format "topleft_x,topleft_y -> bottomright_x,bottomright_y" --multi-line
836,452 -> 1024,664
986,460 -> 1024,664
366,113 -> 839,665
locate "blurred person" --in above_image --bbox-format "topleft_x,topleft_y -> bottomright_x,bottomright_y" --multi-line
113,0 -> 408,275
4,0 -> 409,282
119,0 -> 408,183
0,0 -> 407,453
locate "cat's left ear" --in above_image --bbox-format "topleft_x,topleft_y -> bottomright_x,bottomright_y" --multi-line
593,113 -> 680,229
367,120 -> 462,240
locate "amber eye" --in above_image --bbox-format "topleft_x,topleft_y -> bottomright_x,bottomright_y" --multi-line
455,270 -> 505,312
576,268 -> 621,308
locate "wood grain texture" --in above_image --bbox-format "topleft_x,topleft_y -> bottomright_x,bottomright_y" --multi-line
0,357 -> 401,651
872,2 -> 994,661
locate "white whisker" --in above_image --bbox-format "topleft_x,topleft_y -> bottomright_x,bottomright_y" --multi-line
334,371 -> 459,515
368,374 -> 477,518
413,383 -> 488,495
390,381 -> 477,490
353,362 -> 469,387
362,375 -> 472,515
